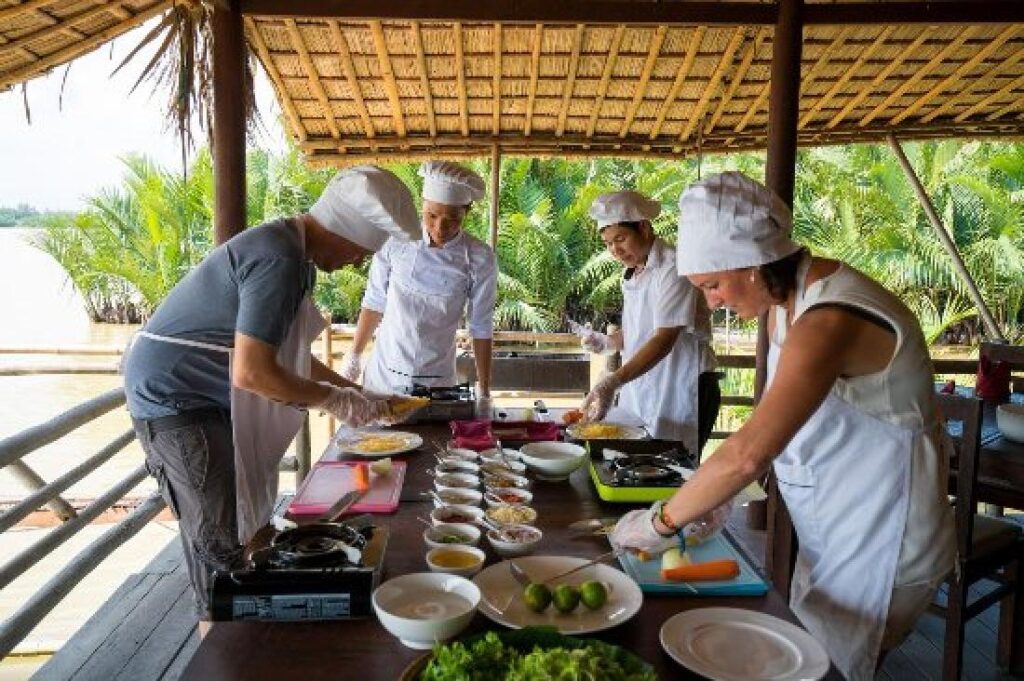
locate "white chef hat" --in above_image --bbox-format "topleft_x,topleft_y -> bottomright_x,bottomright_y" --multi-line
309,165 -> 420,252
419,161 -> 486,206
676,171 -> 800,276
589,190 -> 661,230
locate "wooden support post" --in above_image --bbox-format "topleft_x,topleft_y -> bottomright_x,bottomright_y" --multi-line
762,0 -> 803,600
490,143 -> 501,247
888,134 -> 1006,342
212,0 -> 247,245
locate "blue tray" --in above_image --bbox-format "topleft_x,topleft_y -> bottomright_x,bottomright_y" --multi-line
616,532 -> 769,596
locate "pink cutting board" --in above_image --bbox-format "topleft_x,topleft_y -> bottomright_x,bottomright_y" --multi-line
287,461 -> 406,517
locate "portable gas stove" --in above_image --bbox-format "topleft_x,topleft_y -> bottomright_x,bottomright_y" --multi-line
210,522 -> 388,621
402,383 -> 475,422
586,440 -> 697,503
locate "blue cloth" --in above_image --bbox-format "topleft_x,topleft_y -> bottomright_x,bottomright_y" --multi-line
124,219 -> 315,419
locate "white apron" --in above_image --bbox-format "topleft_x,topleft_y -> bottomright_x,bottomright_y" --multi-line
135,225 -> 326,545
767,265 -> 912,681
364,239 -> 471,393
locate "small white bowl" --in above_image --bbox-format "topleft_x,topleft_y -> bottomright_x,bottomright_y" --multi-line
518,441 -> 588,481
435,460 -> 481,476
480,447 -> 522,463
485,504 -> 538,527
430,504 -> 485,526
997,403 -> 1024,443
444,447 -> 481,462
434,488 -> 484,507
486,524 -> 543,559
425,545 -> 487,578
483,488 -> 534,508
372,572 -> 480,649
423,522 -> 482,550
480,460 -> 528,476
434,472 -> 481,494
483,473 -> 532,491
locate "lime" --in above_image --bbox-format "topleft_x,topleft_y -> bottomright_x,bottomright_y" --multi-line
579,580 -> 608,610
522,583 -> 552,613
551,584 -> 581,614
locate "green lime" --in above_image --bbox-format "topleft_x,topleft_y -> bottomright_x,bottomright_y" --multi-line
522,583 -> 552,613
551,584 -> 581,613
579,580 -> 608,610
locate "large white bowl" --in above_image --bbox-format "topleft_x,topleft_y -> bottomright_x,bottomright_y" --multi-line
518,441 -> 588,481
997,403 -> 1024,443
372,573 -> 480,649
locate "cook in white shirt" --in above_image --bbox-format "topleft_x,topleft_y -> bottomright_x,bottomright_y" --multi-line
343,161 -> 498,414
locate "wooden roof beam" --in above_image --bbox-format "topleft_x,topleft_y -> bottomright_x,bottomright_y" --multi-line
369,19 -> 407,137
555,23 -> 583,137
985,93 -> 1024,121
705,26 -> 764,133
246,17 -> 307,142
649,26 -> 705,140
893,25 -> 1018,125
453,21 -> 468,137
523,23 -> 544,136
329,20 -> 375,139
410,21 -> 436,137
955,71 -> 1024,123
585,24 -> 625,139
0,0 -> 58,24
491,23 -> 501,135
859,28 -> 975,127
799,25 -> 894,129
0,0 -> 130,57
619,25 -> 667,139
927,34 -> 1024,123
285,19 -> 341,139
734,80 -> 769,134
679,26 -> 745,143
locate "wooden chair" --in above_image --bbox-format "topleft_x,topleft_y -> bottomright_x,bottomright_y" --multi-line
933,392 -> 1024,680
980,341 -> 1024,394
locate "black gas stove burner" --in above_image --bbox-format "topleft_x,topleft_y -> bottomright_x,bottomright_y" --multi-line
610,454 -> 684,487
408,383 -> 473,401
268,523 -> 368,569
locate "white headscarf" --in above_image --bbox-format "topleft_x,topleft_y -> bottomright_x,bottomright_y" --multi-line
309,165 -> 420,252
420,161 -> 486,206
589,190 -> 661,229
677,171 -> 800,276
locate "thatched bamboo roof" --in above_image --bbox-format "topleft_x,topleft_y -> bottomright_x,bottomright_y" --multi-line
3,1 -> 1024,164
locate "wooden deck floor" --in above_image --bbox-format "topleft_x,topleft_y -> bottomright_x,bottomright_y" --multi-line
35,511 -> 1023,680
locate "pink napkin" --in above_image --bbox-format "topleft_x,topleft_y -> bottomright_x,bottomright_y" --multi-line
450,419 -> 561,450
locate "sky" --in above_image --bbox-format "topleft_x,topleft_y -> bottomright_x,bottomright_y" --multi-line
0,19 -> 285,212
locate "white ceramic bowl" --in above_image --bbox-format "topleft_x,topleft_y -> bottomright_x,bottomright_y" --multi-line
433,488 -> 484,507
434,472 -> 481,494
372,572 -> 480,649
483,472 -> 532,491
518,441 -> 588,481
483,488 -> 534,508
435,460 -> 481,476
444,447 -> 480,462
997,403 -> 1024,443
486,524 -> 543,558
423,522 -> 482,550
485,503 -> 539,527
430,504 -> 485,526
480,447 -> 522,463
425,544 -> 487,578
480,460 -> 528,476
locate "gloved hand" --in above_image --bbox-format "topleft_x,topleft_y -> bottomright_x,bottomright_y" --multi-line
315,382 -> 390,427
340,353 -> 363,382
569,319 -> 614,355
681,498 -> 734,546
609,507 -> 678,555
582,373 -> 623,421
474,394 -> 493,419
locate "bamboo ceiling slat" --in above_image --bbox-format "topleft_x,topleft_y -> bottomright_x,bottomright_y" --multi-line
585,24 -> 624,139
369,19 -> 405,137
619,25 -> 666,139
680,26 -> 745,143
523,23 -> 542,136
705,26 -> 764,134
491,22 -> 500,135
555,23 -> 582,137
285,18 -> 341,140
929,37 -> 1024,124
409,21 -> 435,137
955,70 -> 1024,124
0,0 -> 129,58
649,26 -> 705,140
453,21 -> 467,136
329,19 -> 374,138
245,16 -> 306,142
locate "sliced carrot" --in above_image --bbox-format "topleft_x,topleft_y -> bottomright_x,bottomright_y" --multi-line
353,463 -> 370,491
661,559 -> 740,582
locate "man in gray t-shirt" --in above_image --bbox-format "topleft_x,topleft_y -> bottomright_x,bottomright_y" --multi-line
123,166 -> 421,625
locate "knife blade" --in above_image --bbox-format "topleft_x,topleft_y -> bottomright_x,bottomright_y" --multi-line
317,488 -> 364,523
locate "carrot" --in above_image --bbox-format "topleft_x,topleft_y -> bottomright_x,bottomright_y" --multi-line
661,559 -> 740,582
353,463 -> 370,491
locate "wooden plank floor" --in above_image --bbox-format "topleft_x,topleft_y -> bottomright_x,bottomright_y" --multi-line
36,512 -> 1024,680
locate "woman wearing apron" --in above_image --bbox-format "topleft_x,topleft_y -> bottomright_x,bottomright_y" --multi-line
124,166 -> 422,627
577,190 -> 719,457
611,172 -> 955,680
342,161 -> 498,417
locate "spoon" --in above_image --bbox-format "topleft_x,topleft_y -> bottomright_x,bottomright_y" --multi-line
419,490 -> 446,506
474,516 -> 502,534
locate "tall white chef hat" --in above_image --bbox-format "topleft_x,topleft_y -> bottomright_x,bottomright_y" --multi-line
589,190 -> 661,230
309,165 -> 420,252
676,171 -> 800,276
419,161 -> 486,206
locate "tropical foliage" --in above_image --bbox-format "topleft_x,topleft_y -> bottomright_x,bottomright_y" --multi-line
32,141 -> 1024,342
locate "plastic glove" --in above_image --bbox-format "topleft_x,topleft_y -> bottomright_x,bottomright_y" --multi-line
315,382 -> 390,427
340,353 -> 363,382
569,319 -> 614,355
582,373 -> 623,421
681,498 -> 734,546
474,394 -> 493,419
609,507 -> 678,555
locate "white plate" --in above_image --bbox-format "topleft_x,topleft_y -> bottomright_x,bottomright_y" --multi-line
473,555 -> 643,635
334,430 -> 423,457
660,607 -> 830,681
566,422 -> 647,440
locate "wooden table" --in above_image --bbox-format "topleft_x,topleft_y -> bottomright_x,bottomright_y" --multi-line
976,402 -> 1024,509
182,423 -> 840,680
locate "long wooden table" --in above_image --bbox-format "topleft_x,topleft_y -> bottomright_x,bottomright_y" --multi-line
976,401 -> 1024,509
182,423 -> 840,680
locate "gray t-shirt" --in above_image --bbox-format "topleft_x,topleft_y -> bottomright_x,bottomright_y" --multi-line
124,219 -> 316,419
